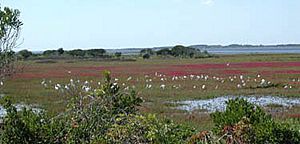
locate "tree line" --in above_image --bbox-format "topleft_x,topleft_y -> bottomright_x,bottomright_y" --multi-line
17,48 -> 123,59
17,45 -> 213,60
140,45 -> 212,59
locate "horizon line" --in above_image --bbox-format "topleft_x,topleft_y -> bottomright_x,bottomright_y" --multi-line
21,43 -> 300,51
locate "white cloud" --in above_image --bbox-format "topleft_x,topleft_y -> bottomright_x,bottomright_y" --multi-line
202,0 -> 214,6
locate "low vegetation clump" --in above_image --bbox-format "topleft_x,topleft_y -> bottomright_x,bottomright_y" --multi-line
106,114 -> 194,143
210,99 -> 300,143
1,71 -> 299,143
154,45 -> 213,59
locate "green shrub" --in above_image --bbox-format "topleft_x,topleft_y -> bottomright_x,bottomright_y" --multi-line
0,97 -> 56,143
106,114 -> 194,144
143,53 -> 151,59
52,70 -> 144,143
211,98 -> 300,143
211,98 -> 270,130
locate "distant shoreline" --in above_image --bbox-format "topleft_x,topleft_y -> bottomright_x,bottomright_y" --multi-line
32,44 -> 300,55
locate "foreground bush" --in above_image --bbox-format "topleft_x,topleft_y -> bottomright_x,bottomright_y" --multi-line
210,98 -> 300,143
106,114 -> 194,143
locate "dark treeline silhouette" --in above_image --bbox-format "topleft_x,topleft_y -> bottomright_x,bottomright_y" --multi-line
17,48 -> 116,59
140,45 -> 212,59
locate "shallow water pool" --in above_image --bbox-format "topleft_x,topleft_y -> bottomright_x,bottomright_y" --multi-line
173,96 -> 300,113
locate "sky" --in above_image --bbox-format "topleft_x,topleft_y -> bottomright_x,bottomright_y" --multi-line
1,0 -> 300,51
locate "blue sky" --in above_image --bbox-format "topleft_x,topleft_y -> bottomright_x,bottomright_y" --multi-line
2,0 -> 300,51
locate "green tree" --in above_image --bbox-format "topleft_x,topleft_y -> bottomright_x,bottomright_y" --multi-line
18,49 -> 32,59
156,48 -> 172,56
142,53 -> 150,59
114,52 -> 122,58
140,48 -> 154,55
86,49 -> 106,57
171,45 -> 199,58
43,50 -> 57,56
68,49 -> 85,57
57,48 -> 64,55
0,7 -> 22,80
